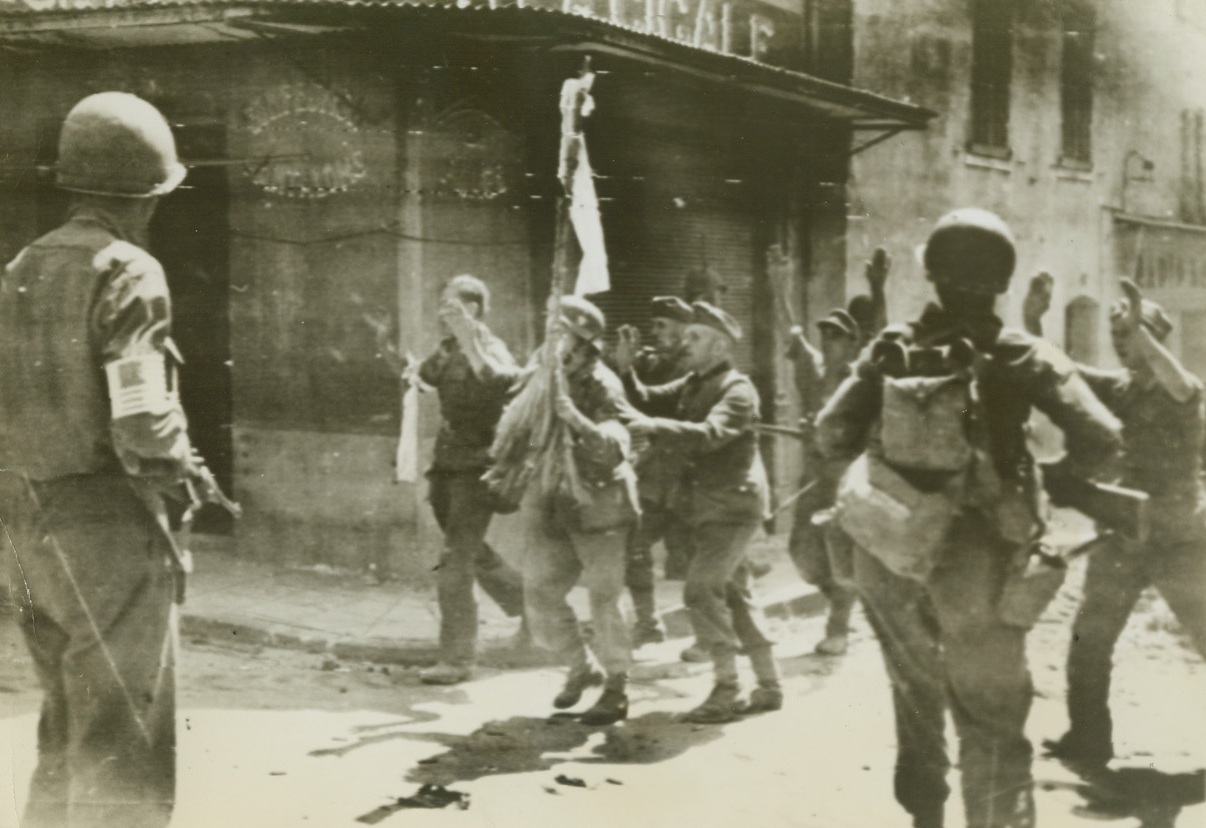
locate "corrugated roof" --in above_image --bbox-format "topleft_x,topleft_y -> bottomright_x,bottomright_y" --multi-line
0,0 -> 934,127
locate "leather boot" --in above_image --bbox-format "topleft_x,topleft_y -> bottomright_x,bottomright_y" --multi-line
680,681 -> 742,724
580,675 -> 629,725
553,664 -> 604,710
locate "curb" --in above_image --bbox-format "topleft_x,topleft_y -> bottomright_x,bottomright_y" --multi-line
180,581 -> 827,669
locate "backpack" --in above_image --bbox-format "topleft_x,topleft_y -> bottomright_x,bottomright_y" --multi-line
835,338 -> 983,581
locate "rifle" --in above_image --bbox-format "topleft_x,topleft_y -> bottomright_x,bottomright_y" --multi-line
1040,462 -> 1150,544
754,422 -> 812,441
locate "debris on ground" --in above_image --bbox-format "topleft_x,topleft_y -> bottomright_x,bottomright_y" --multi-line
554,774 -> 587,788
355,784 -> 470,824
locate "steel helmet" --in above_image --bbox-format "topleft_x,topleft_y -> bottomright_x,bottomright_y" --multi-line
923,208 -> 1017,295
55,92 -> 186,198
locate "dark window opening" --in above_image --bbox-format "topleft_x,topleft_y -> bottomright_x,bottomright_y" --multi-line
1061,4 -> 1095,166
969,0 -> 1013,155
1064,295 -> 1099,365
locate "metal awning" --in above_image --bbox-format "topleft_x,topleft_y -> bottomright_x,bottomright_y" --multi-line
0,0 -> 934,131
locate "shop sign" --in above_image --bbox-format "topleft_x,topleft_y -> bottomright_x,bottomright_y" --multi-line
543,0 -> 788,63
3,0 -> 799,68
1115,217 -> 1206,291
242,83 -> 367,199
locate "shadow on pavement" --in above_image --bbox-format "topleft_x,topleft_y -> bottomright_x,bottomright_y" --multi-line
400,710 -> 729,786
1044,763 -> 1205,828
349,710 -> 737,823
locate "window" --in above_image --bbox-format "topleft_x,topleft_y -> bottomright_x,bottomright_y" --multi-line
969,0 -> 1013,155
1064,296 -> 1099,365
1060,4 -> 1095,166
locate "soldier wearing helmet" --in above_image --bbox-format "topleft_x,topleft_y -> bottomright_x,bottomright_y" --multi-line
815,209 -> 1122,828
0,92 -> 224,828
516,295 -> 640,726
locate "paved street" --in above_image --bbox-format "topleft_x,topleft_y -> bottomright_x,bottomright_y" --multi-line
2,558 -> 1203,828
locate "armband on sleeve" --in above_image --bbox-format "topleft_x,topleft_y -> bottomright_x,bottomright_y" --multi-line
105,352 -> 177,419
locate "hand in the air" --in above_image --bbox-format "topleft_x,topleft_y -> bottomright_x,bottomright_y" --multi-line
864,248 -> 891,292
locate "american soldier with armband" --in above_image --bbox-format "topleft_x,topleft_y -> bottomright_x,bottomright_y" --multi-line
815,209 -> 1123,828
0,93 -> 234,828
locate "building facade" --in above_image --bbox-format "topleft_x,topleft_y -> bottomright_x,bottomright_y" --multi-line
843,0 -> 1206,375
0,0 -> 928,574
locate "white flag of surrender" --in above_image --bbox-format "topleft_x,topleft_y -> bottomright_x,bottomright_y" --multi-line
570,141 -> 609,296
558,75 -> 610,296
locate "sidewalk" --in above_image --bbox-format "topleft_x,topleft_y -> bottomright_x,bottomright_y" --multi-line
179,533 -> 827,671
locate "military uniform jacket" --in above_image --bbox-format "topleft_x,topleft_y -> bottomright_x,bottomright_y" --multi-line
1079,365 -> 1206,545
629,361 -> 769,526
816,304 -> 1122,531
623,345 -> 690,505
418,329 -> 520,474
0,207 -> 195,482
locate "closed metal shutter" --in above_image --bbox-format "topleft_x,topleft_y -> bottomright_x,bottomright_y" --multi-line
592,134 -> 757,371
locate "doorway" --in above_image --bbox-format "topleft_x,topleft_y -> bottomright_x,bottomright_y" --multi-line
149,123 -> 234,534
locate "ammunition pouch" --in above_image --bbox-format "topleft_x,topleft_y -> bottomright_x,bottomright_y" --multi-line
880,373 -> 974,472
834,453 -> 965,582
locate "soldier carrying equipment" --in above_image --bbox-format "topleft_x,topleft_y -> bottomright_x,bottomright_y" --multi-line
816,208 -> 1122,828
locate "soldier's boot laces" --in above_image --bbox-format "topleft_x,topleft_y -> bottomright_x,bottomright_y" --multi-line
680,681 -> 743,724
579,676 -> 629,726
419,662 -> 473,686
553,666 -> 604,710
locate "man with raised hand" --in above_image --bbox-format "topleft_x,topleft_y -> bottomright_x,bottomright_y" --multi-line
613,295 -> 694,647
411,275 -> 528,685
627,303 -> 783,723
1046,278 -> 1206,769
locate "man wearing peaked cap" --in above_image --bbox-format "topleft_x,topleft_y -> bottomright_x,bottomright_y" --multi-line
691,300 -> 743,341
623,300 -> 783,723
612,295 -> 696,649
817,308 -> 859,339
784,305 -> 865,659
651,295 -> 693,324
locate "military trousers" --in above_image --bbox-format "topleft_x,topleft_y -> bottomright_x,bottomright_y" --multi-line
521,496 -> 632,676
683,520 -> 773,656
853,515 -> 1035,828
428,471 -> 525,666
625,500 -> 690,626
789,476 -> 855,638
0,473 -> 177,828
1065,531 -> 1206,760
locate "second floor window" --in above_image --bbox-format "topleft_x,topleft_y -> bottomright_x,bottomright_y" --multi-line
1061,4 -> 1095,165
969,0 -> 1013,154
